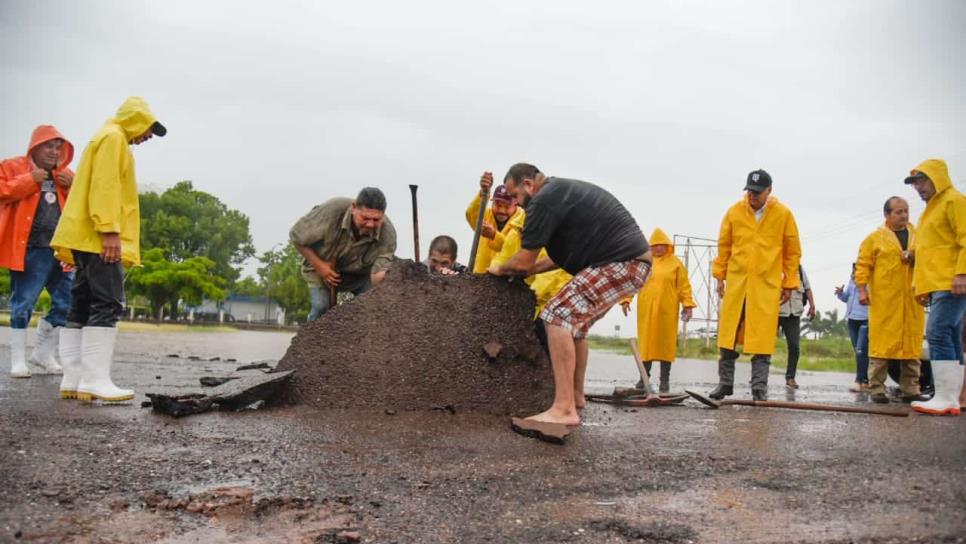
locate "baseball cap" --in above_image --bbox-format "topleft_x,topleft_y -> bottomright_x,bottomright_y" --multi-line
904,171 -> 928,185
744,169 -> 772,192
151,121 -> 167,137
492,185 -> 513,203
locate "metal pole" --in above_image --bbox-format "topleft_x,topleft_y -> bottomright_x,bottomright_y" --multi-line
409,184 -> 420,263
706,257 -> 713,348
468,187 -> 489,272
681,238 -> 690,355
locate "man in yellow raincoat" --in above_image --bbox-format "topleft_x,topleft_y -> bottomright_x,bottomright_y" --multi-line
855,197 -> 927,404
903,159 -> 966,416
710,170 -> 801,402
465,172 -> 524,273
50,97 -> 166,403
620,228 -> 695,393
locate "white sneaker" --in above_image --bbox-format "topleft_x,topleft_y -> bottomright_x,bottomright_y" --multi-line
28,319 -> 63,375
76,327 -> 134,403
912,361 -> 963,416
9,327 -> 30,378
58,328 -> 83,399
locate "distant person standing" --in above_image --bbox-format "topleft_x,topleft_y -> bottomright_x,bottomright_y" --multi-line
290,188 -> 396,321
904,160 -> 966,416
0,125 -> 75,378
710,169 -> 802,402
620,228 -> 695,393
50,97 -> 166,402
778,265 -> 816,389
854,197 -> 927,404
835,263 -> 870,392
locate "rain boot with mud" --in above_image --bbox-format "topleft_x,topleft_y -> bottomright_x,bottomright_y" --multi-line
911,361 -> 962,416
76,327 -> 134,403
29,319 -> 63,375
58,327 -> 82,399
9,327 -> 30,378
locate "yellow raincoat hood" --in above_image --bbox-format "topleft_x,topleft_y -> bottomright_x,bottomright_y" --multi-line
649,228 -> 674,254
909,158 -> 966,295
113,97 -> 160,141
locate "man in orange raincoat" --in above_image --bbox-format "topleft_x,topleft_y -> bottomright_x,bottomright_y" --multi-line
621,228 -> 695,393
0,125 -> 75,378
710,170 -> 801,402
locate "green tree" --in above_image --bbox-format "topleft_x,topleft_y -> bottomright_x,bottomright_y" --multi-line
232,276 -> 264,297
126,248 -> 228,319
140,181 -> 255,284
258,244 -> 309,324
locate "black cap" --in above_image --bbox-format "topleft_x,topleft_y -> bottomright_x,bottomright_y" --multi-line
904,171 -> 927,185
744,169 -> 772,192
151,121 -> 167,137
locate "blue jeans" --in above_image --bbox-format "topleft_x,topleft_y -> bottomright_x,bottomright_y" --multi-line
307,277 -> 372,322
848,319 -> 870,383
9,247 -> 73,329
926,291 -> 966,362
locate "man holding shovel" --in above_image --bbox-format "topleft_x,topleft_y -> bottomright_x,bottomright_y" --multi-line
466,172 -> 524,274
490,163 -> 650,426
290,187 -> 396,321
709,169 -> 801,402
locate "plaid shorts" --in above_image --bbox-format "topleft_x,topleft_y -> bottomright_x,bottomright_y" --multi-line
540,260 -> 651,339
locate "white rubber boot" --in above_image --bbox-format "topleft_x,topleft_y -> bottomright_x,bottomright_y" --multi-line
912,361 -> 963,416
58,328 -> 82,399
76,327 -> 133,403
29,319 -> 63,375
9,327 -> 30,378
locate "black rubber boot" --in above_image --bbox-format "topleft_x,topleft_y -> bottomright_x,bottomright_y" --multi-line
752,388 -> 768,402
659,362 -> 671,393
709,385 -> 733,400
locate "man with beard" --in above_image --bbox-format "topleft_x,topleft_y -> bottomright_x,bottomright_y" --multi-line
490,163 -> 650,426
466,172 -> 524,273
290,187 -> 396,321
0,125 -> 75,378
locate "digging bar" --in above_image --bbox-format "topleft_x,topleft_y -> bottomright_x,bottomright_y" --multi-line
627,338 -> 654,393
409,184 -> 420,263
684,390 -> 910,417
467,184 -> 489,272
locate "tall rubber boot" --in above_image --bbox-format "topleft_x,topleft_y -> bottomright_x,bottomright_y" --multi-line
659,362 -> 671,393
58,328 -> 82,399
911,361 -> 962,416
29,319 -> 63,375
9,327 -> 30,378
76,327 -> 133,403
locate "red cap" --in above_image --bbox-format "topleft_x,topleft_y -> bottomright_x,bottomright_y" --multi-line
491,185 -> 513,203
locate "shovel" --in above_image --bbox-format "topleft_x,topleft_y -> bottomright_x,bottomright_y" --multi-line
684,389 -> 910,417
467,182 -> 490,272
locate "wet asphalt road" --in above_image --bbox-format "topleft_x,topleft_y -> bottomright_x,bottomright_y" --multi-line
1,328 -> 965,543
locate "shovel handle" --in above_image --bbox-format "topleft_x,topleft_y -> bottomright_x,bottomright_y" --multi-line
724,399 -> 909,417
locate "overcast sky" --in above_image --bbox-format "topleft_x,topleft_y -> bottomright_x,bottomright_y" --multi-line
2,0 -> 964,336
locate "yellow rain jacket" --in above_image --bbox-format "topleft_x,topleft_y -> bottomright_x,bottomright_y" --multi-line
908,159 -> 966,296
465,191 -> 525,274
855,224 -> 924,359
628,229 -> 696,362
713,195 -> 801,355
489,212 -> 573,317
51,97 -> 158,268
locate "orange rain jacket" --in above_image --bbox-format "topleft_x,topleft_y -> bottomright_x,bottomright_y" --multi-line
0,125 -> 74,271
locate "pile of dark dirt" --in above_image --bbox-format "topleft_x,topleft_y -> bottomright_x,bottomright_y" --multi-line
275,260 -> 554,414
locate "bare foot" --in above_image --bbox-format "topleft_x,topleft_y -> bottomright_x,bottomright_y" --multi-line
526,408 -> 581,427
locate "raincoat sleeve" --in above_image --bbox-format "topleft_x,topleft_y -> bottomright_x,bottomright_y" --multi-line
781,212 -> 802,290
490,227 -> 522,268
948,197 -> 966,275
0,159 -> 39,203
87,132 -> 125,233
465,192 -> 482,228
677,262 -> 697,307
854,234 -> 875,287
712,212 -> 732,281
488,230 -> 505,252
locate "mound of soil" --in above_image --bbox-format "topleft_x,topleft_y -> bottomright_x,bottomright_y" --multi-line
275,260 -> 554,414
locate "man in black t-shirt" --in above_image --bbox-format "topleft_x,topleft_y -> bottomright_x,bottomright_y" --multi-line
490,163 -> 651,426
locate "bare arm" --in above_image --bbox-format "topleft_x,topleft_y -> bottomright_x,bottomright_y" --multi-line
371,269 -> 387,286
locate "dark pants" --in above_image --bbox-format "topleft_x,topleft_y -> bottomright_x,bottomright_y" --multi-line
778,315 -> 801,380
66,250 -> 125,328
847,319 -> 870,384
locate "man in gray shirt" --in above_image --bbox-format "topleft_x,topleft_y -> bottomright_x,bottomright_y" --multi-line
779,265 -> 816,389
290,187 -> 396,321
